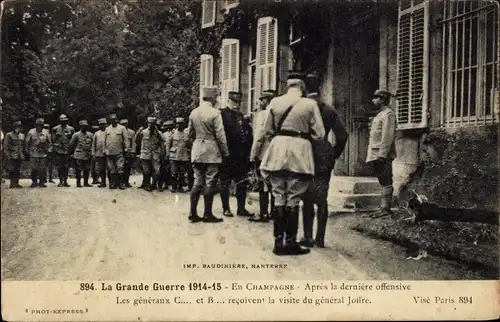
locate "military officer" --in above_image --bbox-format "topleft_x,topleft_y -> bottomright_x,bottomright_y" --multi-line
70,120 -> 94,187
254,71 -> 325,256
104,113 -> 130,189
366,89 -> 397,218
300,73 -> 348,248
90,124 -> 100,184
136,116 -> 165,192
52,114 -> 75,187
219,91 -> 254,218
158,120 -> 175,191
119,119 -> 136,188
249,90 -> 276,222
92,118 -> 108,187
166,117 -> 191,193
43,123 -> 56,183
187,86 -> 229,223
4,120 -> 25,188
25,118 -> 53,188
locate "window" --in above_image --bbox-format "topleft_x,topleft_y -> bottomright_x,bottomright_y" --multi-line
396,0 -> 430,129
247,34 -> 257,114
201,0 -> 216,29
199,54 -> 214,100
219,38 -> 240,107
441,0 -> 498,127
256,17 -> 278,99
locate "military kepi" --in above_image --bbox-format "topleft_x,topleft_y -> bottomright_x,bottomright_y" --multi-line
373,89 -> 392,101
119,119 -> 128,125
260,90 -> 276,100
228,91 -> 242,103
98,118 -> 107,125
13,120 -> 22,126
164,120 -> 174,126
287,70 -> 305,86
59,114 -> 68,121
109,113 -> 118,120
175,117 -> 185,123
201,86 -> 218,99
147,116 -> 156,123
35,118 -> 44,125
79,120 -> 89,126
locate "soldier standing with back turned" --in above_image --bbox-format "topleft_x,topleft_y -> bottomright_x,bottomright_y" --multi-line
4,120 -> 25,188
52,114 -> 75,187
70,120 -> 93,188
25,118 -> 53,188
366,89 -> 397,218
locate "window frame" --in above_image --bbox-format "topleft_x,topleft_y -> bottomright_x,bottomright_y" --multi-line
256,16 -> 278,100
201,0 -> 216,29
200,54 -> 214,101
220,38 -> 240,108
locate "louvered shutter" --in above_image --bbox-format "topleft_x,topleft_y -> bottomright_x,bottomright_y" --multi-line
256,17 -> 278,100
201,0 -> 216,28
220,38 -> 240,107
200,54 -> 214,100
396,0 -> 429,129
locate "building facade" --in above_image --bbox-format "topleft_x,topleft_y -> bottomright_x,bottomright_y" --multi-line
198,0 -> 499,202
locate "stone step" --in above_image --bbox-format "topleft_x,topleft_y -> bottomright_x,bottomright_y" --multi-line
329,176 -> 381,195
328,193 -> 381,213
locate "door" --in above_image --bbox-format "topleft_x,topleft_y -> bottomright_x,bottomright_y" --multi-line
346,16 -> 379,176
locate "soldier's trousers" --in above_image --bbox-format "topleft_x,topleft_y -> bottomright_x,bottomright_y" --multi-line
219,159 -> 250,212
123,155 -> 135,182
74,159 -> 91,171
262,170 -> 311,207
30,157 -> 47,183
106,154 -> 125,174
8,159 -> 22,180
47,152 -> 54,179
191,163 -> 219,216
94,157 -> 106,174
170,160 -> 189,187
368,159 -> 393,186
55,153 -> 71,182
302,171 -> 332,243
159,159 -> 170,187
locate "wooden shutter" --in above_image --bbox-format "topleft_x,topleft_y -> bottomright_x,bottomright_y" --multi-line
220,38 -> 240,107
200,54 -> 214,100
256,17 -> 278,99
396,0 -> 429,129
201,0 -> 216,28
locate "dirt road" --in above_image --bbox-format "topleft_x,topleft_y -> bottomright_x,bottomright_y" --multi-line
1,176 -> 488,281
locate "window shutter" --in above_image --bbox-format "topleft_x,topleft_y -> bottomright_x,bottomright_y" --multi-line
201,0 -> 216,29
224,0 -> 239,10
256,17 -> 278,100
396,0 -> 429,129
220,38 -> 240,107
200,54 -> 214,100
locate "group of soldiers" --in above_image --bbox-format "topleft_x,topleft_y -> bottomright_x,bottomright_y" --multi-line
3,72 -> 397,257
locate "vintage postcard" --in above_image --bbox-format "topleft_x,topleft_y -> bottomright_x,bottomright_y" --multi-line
1,0 -> 499,320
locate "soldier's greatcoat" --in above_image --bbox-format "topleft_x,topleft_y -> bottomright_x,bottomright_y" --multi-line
188,101 -> 229,164
366,107 -> 396,163
4,132 -> 25,160
250,109 -> 271,162
70,131 -> 93,160
52,125 -> 75,155
104,124 -> 130,156
258,93 -> 325,175
166,128 -> 191,161
91,130 -> 106,157
26,128 -> 52,157
138,128 -> 165,161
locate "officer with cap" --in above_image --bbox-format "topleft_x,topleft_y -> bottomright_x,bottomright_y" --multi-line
92,118 -> 108,187
119,118 -> 136,188
187,86 -> 229,223
43,123 -> 55,183
166,117 -> 191,192
4,120 -> 25,188
70,120 -> 94,187
104,113 -> 130,189
52,114 -> 75,187
25,118 -> 53,188
300,73 -> 348,248
157,119 -> 175,191
253,71 -> 325,256
219,90 -> 254,218
366,89 -> 397,218
90,124 -> 100,184
135,116 -> 165,191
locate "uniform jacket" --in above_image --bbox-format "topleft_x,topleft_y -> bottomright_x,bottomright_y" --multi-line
166,128 -> 191,161
136,127 -> 165,160
258,89 -> 326,175
26,128 -> 52,158
104,124 -> 130,156
250,109 -> 271,161
70,131 -> 93,160
220,107 -> 252,160
91,130 -> 106,157
52,125 -> 75,154
126,128 -> 136,156
187,101 -> 229,164
4,131 -> 25,159
366,107 -> 396,162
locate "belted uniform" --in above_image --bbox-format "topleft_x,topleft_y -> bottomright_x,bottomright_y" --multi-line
4,130 -> 25,187
52,124 -> 75,185
123,127 -> 136,187
166,128 -> 191,192
136,126 -> 165,190
25,127 -> 52,186
70,130 -> 93,187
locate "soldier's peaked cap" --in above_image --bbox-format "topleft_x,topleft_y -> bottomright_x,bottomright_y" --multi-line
43,123 -> 50,128
35,118 -> 44,125
373,89 -> 392,100
98,118 -> 107,125
287,71 -> 305,86
228,91 -> 242,102
147,116 -> 156,123
119,119 -> 128,125
13,120 -> 22,126
109,113 -> 118,120
59,114 -> 68,121
79,120 -> 89,126
201,86 -> 218,98
175,117 -> 185,123
260,90 -> 276,99
164,120 -> 174,125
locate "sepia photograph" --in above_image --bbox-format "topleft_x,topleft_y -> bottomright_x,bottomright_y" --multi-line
1,0 -> 499,320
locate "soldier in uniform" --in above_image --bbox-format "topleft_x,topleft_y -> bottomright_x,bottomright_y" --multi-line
187,86 -> 229,223
52,114 -> 75,187
254,71 -> 325,256
44,123 -> 55,183
4,120 -> 25,188
158,120 -> 175,191
366,89 -> 397,218
92,118 -> 108,188
104,113 -> 130,190
219,91 -> 254,218
90,124 -> 100,184
300,74 -> 348,248
120,119 -> 136,188
70,120 -> 94,187
135,116 -> 165,192
166,117 -> 191,193
25,118 -> 52,188
249,90 -> 276,222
